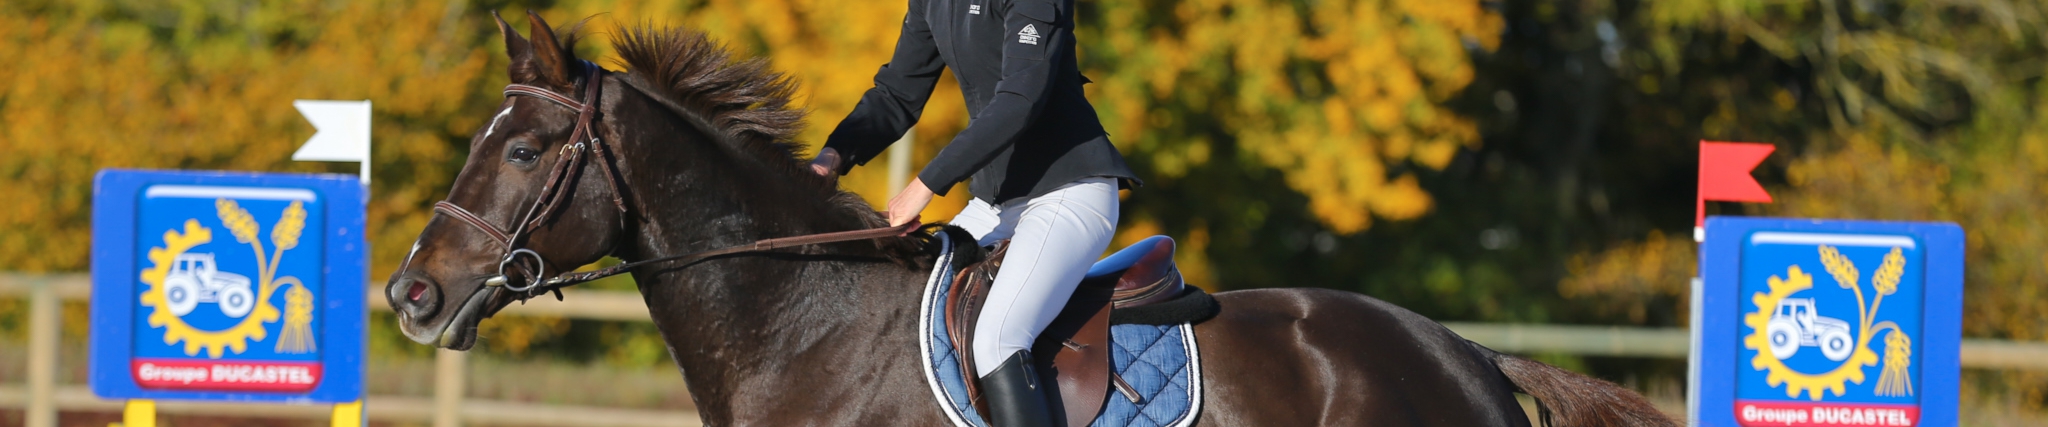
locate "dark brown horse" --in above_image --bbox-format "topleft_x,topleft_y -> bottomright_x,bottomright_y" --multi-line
387,12 -> 1676,426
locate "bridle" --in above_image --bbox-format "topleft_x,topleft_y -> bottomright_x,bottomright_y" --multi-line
429,61 -> 918,298
431,61 -> 625,294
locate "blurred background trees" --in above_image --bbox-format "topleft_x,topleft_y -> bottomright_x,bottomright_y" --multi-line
3,0 -> 2047,409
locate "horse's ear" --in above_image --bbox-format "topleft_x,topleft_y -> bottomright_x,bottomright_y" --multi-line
524,10 -> 578,89
495,11 -> 539,84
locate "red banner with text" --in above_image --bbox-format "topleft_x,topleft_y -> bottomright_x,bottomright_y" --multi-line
131,358 -> 322,392
1736,400 -> 1920,427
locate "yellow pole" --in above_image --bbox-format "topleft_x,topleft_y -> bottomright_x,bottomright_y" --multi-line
122,400 -> 156,427
434,349 -> 466,427
25,277 -> 59,427
332,400 -> 364,427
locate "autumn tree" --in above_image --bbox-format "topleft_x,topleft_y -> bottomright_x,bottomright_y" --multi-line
1548,0 -> 2048,405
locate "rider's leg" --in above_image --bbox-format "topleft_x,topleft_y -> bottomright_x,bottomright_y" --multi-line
948,197 -> 1009,246
969,176 -> 1120,375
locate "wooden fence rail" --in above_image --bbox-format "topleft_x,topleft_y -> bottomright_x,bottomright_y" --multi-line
0,385 -> 695,427
8,272 -> 2048,426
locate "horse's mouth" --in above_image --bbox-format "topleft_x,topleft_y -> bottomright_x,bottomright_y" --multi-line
406,285 -> 501,351
438,285 -> 504,350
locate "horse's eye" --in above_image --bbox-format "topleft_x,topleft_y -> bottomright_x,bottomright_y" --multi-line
508,146 -> 541,164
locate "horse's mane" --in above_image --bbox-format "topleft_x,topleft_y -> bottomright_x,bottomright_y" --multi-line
610,24 -> 807,172
606,24 -> 932,266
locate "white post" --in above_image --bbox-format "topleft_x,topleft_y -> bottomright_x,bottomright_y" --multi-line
433,348 -> 466,427
1687,277 -> 1703,426
25,277 -> 58,427
293,99 -> 372,425
360,100 -> 372,186
887,130 -> 914,197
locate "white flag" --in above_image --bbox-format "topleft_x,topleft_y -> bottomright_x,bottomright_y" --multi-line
292,100 -> 372,183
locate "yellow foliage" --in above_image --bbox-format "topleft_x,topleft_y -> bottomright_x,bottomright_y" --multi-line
1085,0 -> 1501,233
0,0 -> 491,276
1645,0 -> 2048,353
1565,130 -> 2048,348
1559,230 -> 1695,324
1772,134 -> 1951,221
1,0 -> 1507,362
476,315 -> 570,356
527,0 -> 971,220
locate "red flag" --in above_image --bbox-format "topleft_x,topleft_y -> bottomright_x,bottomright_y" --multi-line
1697,141 -> 1775,228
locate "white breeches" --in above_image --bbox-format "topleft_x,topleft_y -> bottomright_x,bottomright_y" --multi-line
951,177 -> 1120,377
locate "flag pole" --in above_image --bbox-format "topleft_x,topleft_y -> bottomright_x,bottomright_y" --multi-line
1689,139 -> 1775,425
292,99 -> 373,426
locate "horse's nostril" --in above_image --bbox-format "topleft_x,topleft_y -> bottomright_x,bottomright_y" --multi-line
390,275 -> 441,319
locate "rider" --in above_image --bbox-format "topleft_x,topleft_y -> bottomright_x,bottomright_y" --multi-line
808,0 -> 1135,424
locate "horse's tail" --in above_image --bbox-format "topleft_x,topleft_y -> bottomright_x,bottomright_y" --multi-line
1468,340 -> 1678,427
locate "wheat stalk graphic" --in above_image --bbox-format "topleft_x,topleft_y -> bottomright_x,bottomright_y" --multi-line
1871,248 -> 1912,396
270,201 -> 317,354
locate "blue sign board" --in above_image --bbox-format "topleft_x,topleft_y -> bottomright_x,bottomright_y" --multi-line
90,169 -> 365,403
1698,217 -> 1961,427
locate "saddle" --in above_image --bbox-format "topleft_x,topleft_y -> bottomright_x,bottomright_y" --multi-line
945,235 -> 1186,427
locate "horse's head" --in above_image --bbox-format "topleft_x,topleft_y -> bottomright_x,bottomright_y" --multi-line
388,11 -> 624,350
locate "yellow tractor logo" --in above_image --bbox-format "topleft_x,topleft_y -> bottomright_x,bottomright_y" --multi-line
1742,246 -> 1915,400
139,199 -> 318,358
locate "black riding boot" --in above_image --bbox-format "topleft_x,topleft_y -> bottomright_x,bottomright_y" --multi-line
980,350 -> 1056,427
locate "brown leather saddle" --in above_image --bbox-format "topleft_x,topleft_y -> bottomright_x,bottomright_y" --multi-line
944,235 -> 1185,427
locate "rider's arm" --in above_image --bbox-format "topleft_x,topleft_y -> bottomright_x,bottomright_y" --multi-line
914,0 -> 1065,195
821,0 -> 946,175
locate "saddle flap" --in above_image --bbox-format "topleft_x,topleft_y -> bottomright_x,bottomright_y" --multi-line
1044,285 -> 1113,427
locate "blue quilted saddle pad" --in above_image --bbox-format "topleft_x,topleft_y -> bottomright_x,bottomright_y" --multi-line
917,233 -> 1204,427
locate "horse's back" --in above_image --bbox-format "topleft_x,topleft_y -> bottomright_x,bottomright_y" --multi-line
1190,288 -> 1531,426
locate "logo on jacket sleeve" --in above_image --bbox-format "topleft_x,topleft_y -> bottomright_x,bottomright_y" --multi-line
1017,24 -> 1040,45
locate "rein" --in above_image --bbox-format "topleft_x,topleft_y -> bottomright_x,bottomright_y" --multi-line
542,222 -> 919,289
431,61 -> 917,297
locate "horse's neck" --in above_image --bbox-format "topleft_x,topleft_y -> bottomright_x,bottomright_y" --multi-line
626,219 -> 930,421
611,127 -> 931,421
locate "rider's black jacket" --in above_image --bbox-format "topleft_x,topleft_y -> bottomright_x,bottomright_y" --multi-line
823,0 -> 1136,204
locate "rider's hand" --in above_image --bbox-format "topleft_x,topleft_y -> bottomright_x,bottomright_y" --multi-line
886,177 -> 934,227
808,147 -> 841,178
